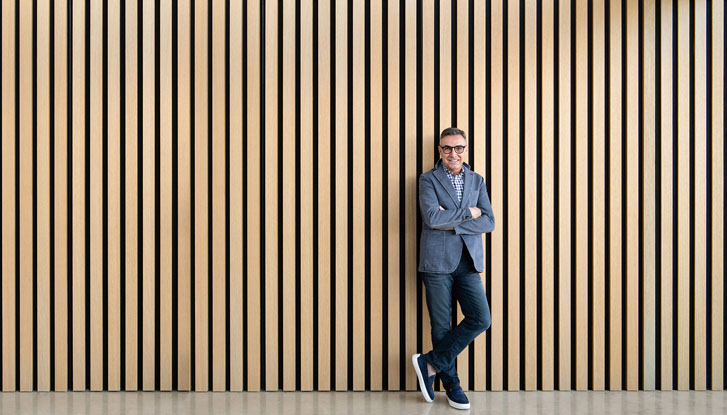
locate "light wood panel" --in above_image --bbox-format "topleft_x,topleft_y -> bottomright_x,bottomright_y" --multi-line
160,0 -> 173,392
712,0 -> 725,391
1,0 -> 16,392
108,0 -> 122,392
18,0 -> 33,392
211,0 -> 226,392
142,0 -> 156,391
490,0 -> 504,392
659,0 -> 674,391
177,0 -> 192,392
524,0 -> 537,392
36,0 -> 51,393
53,0 -> 69,392
609,0 -> 623,391
370,0 -> 383,393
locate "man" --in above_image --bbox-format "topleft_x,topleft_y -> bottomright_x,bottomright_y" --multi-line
412,127 -> 495,410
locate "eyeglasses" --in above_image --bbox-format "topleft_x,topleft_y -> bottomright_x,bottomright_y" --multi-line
439,145 -> 467,154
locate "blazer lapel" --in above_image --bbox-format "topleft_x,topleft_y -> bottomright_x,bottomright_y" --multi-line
433,160 -> 461,206
461,162 -> 473,207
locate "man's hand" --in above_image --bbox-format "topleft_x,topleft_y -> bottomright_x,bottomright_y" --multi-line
469,207 -> 482,219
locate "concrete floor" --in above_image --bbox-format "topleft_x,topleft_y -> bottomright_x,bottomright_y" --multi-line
0,390 -> 725,414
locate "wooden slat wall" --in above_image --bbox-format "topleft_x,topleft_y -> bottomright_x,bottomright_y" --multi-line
0,0 -> 724,392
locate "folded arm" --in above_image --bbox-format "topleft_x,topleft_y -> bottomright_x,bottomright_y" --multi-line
453,181 -> 496,235
418,175 -> 474,229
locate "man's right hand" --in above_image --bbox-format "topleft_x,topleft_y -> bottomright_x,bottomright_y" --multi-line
469,207 -> 482,219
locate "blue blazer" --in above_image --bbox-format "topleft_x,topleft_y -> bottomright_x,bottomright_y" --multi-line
418,159 -> 496,273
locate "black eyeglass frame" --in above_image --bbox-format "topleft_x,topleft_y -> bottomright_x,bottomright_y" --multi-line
438,145 -> 467,154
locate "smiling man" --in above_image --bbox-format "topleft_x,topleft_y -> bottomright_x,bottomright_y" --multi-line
412,127 -> 495,410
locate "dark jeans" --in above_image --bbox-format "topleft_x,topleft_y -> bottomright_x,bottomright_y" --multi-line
422,247 -> 491,390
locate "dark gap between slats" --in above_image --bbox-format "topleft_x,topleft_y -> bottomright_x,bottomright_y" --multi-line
570,0 -> 577,390
241,0 -> 250,392
67,0 -> 74,390
49,0 -> 57,391
190,0 -> 197,391
85,0 -> 92,391
381,0 -> 390,392
519,0 -> 526,391
277,0 -> 284,390
259,0 -> 267,391
171,0 -> 179,392
670,2 -> 678,389
705,0 -> 713,390
311,0 -> 320,391
586,0 -> 593,391
346,0 -> 354,391
688,0 -> 696,390
102,0 -> 109,391
501,0 -> 510,389
604,0 -> 613,390
468,0 -> 477,391
620,0 -> 628,390
120,0 -> 127,392
637,0 -> 645,391
294,0 -> 302,391
328,0 -> 336,391
553,0 -> 561,391
225,0 -> 231,392
137,0 -> 144,391
13,0 -> 19,390
32,0 -> 38,392
536,0 -> 544,392
415,0 -> 423,371
484,0 -> 493,392
155,0 -> 162,391
207,0 -> 213,390
653,0 -> 662,390
398,0 -> 406,390
364,0 -> 371,391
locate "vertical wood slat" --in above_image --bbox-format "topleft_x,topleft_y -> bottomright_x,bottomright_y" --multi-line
473,0 -> 487,392
676,0 -> 690,391
625,0 -> 640,391
264,0 -> 279,392
420,0 -> 433,380
386,0 -> 401,391
0,0 -> 16,392
693,0 -> 708,391
574,0 -> 588,391
194,0 -> 209,391
228,0 -> 243,393
160,0 -> 174,392
317,0 -> 332,392
608,0 -> 623,391
19,0 -> 33,392
591,0 -> 606,392
523,0 -> 537,392
53,0 -> 69,392
351,0 -> 365,392
334,0 -> 349,392
142,0 -> 156,391
489,0 -> 504,392
712,0 -> 725,391
124,0 -> 139,391
642,0 -> 657,391
454,0 -> 468,389
211,0 -> 226,392
506,0 -> 520,391
557,0 -> 572,391
36,0 -> 52,393
369,0 -> 383,393
90,0 -> 103,392
177,0 -> 192,392
403,0 -> 417,392
300,0 -> 314,392
72,0 -> 86,391
540,0 -> 555,391
659,0 -> 673,392
107,0 -> 122,392
282,0 -> 296,392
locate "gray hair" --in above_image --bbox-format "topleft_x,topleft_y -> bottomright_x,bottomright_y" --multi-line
439,127 -> 467,142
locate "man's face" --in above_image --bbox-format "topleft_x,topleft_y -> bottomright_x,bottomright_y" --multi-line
438,134 -> 467,174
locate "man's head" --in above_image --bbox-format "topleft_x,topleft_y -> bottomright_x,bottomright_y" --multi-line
438,127 -> 468,175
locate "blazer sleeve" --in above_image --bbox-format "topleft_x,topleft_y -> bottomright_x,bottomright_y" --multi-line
453,179 -> 496,235
419,174 -> 474,229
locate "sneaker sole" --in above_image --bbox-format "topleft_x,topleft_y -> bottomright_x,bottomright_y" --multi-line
411,354 -> 434,403
447,397 -> 471,410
